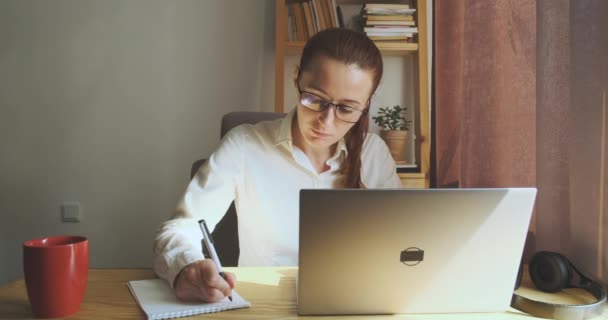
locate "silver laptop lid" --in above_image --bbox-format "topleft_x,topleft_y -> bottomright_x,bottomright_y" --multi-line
298,188 -> 537,315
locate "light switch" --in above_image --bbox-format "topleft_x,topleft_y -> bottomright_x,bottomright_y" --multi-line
61,202 -> 81,222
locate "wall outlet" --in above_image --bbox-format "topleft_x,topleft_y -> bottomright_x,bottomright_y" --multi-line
61,202 -> 81,222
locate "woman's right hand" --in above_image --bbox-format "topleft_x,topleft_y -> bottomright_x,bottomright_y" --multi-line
173,260 -> 236,302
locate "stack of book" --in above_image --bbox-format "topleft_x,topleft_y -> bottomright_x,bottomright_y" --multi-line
363,3 -> 418,42
287,0 -> 340,42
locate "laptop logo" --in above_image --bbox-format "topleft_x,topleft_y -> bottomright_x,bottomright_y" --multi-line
401,247 -> 424,266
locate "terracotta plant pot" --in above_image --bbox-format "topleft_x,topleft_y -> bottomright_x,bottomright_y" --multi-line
380,130 -> 408,162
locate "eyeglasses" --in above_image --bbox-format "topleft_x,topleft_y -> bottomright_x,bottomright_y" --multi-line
297,84 -> 368,124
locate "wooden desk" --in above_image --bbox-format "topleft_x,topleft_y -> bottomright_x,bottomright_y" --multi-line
1,267 -> 606,319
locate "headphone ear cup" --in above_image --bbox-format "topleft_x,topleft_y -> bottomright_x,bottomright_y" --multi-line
529,251 -> 571,293
552,252 -> 574,282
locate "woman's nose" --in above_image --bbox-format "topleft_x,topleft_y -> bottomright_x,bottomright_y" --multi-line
318,104 -> 335,124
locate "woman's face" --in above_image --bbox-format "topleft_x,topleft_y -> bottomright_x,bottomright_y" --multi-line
295,56 -> 374,151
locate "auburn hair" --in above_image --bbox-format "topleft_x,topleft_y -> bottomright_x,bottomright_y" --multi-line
297,28 -> 383,188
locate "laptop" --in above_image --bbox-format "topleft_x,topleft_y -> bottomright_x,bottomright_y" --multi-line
297,188 -> 537,315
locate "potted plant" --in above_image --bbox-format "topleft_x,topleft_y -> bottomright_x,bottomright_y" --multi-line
372,105 -> 412,162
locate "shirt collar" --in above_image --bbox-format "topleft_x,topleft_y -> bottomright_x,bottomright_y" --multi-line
274,107 -> 349,159
329,138 -> 348,161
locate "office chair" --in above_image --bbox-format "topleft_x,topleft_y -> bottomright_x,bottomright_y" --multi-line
190,111 -> 285,266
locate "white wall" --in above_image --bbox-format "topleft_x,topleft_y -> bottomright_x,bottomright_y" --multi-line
0,0 -> 275,285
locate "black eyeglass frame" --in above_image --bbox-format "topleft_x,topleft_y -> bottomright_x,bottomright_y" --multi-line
296,79 -> 370,124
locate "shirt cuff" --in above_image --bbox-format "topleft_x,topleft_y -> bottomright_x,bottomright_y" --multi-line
157,247 -> 205,289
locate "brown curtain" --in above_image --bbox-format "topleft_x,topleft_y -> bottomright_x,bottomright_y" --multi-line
433,0 -> 537,259
566,0 -> 608,283
434,0 -> 608,282
433,0 -> 537,190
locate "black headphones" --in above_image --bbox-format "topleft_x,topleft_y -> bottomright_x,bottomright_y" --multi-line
511,251 -> 607,320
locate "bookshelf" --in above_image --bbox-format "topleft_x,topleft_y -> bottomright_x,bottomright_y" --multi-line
274,0 -> 430,188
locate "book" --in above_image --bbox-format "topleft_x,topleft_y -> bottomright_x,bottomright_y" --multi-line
366,21 -> 416,26
373,39 -> 417,47
310,0 -> 321,32
368,35 -> 411,41
127,279 -> 251,320
365,3 -> 411,10
287,5 -> 295,41
293,2 -> 308,40
302,1 -> 316,36
365,15 -> 414,21
365,8 -> 416,15
329,0 -> 339,27
366,32 -> 415,38
364,26 -> 418,33
319,0 -> 333,29
318,0 -> 329,30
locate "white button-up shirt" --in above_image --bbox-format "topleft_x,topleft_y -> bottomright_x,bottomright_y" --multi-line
153,109 -> 402,286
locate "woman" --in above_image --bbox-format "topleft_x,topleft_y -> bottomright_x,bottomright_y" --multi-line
154,28 -> 402,302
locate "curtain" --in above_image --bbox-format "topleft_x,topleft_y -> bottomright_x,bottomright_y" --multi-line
433,0 -> 537,255
433,0 -> 608,282
565,0 -> 608,283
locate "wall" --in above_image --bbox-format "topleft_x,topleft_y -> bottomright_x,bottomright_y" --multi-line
0,0 -> 275,285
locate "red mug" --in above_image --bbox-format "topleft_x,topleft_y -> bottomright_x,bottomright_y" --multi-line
23,236 -> 89,318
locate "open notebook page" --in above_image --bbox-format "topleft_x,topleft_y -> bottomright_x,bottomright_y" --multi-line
127,279 -> 251,320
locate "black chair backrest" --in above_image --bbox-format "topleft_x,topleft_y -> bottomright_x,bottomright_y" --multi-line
190,111 -> 285,266
190,112 -> 284,179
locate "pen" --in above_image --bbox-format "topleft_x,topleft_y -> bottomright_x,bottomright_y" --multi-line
198,219 -> 232,301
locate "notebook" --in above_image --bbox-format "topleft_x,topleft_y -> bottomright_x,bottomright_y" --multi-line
127,279 -> 251,320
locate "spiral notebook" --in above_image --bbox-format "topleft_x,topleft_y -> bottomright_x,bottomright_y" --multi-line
127,279 -> 251,320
